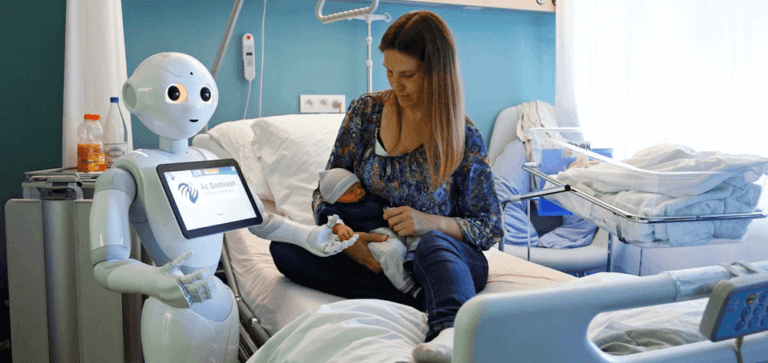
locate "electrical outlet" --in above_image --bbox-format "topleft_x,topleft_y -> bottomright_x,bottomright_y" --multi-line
300,94 -> 346,113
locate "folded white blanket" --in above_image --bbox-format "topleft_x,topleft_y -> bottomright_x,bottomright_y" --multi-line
557,143 -> 768,198
546,144 -> 768,246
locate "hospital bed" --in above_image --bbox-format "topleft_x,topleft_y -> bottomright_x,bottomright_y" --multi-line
193,112 -> 768,362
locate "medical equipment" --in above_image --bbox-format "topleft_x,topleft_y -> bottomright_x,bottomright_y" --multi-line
520,126 -> 768,276
6,168 -> 138,363
242,33 -> 255,118
489,102 -> 768,276
315,0 -> 390,93
88,52 -> 352,362
454,261 -> 768,363
699,262 -> 768,342
242,34 -> 256,82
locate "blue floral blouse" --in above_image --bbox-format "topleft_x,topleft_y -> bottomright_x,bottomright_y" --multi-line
312,91 -> 503,251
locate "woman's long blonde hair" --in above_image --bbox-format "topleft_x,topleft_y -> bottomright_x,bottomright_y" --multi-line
379,10 -> 467,190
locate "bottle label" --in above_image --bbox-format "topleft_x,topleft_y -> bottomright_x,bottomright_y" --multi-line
78,143 -> 106,172
104,142 -> 128,168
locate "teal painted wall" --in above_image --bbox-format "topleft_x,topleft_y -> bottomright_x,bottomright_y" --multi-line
123,0 -> 555,148
0,1 -> 68,289
0,0 -> 555,288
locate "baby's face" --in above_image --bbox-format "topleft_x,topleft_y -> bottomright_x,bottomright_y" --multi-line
337,182 -> 366,203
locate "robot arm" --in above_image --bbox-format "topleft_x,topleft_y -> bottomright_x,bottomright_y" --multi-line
89,168 -> 215,309
249,213 -> 356,257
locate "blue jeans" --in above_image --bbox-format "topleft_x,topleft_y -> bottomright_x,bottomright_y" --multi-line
270,230 -> 488,342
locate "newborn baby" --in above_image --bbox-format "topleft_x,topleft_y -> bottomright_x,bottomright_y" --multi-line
316,168 -> 420,297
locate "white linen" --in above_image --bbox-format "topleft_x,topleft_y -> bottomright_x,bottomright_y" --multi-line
225,224 -> 575,337
515,100 -> 558,160
226,226 -> 345,336
250,113 -> 345,224
208,119 -> 274,201
546,144 -> 768,246
247,299 -> 427,363
577,273 -> 708,356
558,143 -> 768,198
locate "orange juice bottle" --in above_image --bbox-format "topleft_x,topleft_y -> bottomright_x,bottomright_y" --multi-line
77,114 -> 106,172
78,114 -> 95,172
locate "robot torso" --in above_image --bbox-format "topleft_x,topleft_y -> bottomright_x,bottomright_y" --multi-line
115,146 -> 222,274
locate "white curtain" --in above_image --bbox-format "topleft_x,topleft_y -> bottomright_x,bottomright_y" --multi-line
62,0 -> 132,168
556,0 -> 768,157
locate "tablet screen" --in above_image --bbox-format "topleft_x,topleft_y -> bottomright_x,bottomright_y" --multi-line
157,159 -> 262,239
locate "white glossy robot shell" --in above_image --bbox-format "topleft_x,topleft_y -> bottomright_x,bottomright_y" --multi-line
122,52 -> 219,140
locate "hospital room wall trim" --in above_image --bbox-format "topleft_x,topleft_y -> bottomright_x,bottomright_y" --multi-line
0,0 -> 555,289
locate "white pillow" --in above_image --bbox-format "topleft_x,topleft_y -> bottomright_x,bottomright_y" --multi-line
251,114 -> 345,224
208,119 -> 274,201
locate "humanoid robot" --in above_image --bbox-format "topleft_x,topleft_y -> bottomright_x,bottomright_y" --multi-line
89,52 -> 355,362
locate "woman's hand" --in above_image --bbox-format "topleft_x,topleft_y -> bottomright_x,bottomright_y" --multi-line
383,206 -> 437,237
342,232 -> 388,274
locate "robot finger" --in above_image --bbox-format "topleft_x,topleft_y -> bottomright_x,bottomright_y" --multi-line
159,250 -> 194,274
326,214 -> 340,228
186,275 -> 218,303
173,250 -> 194,265
347,234 -> 360,244
179,268 -> 208,284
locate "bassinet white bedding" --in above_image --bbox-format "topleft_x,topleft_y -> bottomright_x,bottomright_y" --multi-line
538,141 -> 768,247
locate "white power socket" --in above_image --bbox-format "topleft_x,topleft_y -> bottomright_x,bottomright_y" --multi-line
300,94 -> 346,114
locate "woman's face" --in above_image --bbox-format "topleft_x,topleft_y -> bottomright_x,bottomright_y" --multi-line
383,50 -> 426,111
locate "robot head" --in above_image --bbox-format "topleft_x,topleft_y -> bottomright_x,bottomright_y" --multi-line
122,52 -> 218,140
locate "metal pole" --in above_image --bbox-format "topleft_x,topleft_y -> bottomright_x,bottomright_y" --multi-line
211,0 -> 244,80
203,0 -> 244,133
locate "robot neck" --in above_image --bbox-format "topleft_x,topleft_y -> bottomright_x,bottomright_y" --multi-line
159,137 -> 188,154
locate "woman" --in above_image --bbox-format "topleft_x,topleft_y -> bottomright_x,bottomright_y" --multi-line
270,10 -> 502,362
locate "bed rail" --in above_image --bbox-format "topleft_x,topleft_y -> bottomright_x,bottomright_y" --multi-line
454,260 -> 768,362
220,235 -> 271,359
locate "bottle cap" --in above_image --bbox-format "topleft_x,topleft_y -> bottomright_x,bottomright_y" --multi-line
110,97 -> 119,103
84,114 -> 100,121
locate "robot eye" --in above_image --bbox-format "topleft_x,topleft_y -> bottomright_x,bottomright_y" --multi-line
168,86 -> 181,101
200,87 -> 211,102
165,84 -> 188,103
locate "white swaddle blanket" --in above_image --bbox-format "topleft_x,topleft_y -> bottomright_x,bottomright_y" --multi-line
547,144 -> 768,246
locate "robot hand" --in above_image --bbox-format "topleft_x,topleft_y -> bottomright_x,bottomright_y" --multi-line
154,251 -> 218,309
305,215 -> 358,257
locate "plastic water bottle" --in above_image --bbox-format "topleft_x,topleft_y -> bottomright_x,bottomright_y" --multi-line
103,97 -> 129,168
77,114 -> 106,172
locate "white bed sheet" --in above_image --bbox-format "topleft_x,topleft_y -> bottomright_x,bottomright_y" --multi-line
229,223 -> 575,363
225,201 -> 575,337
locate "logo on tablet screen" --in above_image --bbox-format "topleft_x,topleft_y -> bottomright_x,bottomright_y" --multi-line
178,183 -> 199,203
